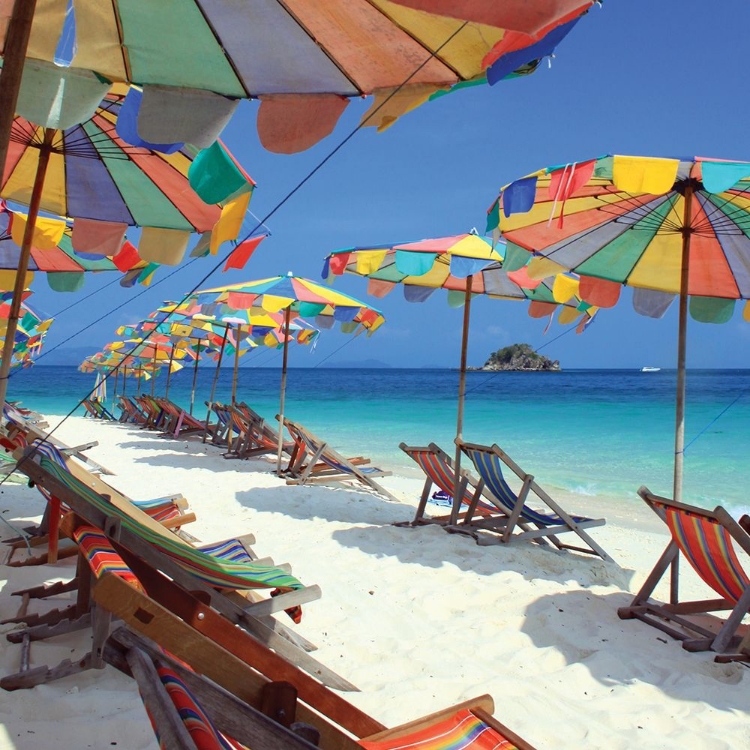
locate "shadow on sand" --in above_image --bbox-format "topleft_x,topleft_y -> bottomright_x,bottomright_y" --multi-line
521,589 -> 746,707
235,483 -> 629,586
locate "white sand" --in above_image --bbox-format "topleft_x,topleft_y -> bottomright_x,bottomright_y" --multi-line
0,416 -> 747,749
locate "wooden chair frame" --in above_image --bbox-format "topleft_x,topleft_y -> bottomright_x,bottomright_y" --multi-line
457,440 -> 612,561
282,418 -> 398,502
618,486 -> 750,661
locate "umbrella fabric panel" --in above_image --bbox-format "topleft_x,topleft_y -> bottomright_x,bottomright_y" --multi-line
67,0 -> 510,96
492,154 -> 750,301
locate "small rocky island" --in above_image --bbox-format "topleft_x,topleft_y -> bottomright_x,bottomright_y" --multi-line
473,343 -> 560,372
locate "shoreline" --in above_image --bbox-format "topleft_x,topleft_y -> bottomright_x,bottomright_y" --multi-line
0,415 -> 746,749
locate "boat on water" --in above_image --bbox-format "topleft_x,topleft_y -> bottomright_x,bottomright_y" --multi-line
641,366 -> 661,372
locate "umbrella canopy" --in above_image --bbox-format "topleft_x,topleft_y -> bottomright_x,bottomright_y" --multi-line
8,2 -> 598,153
0,202 -> 148,291
324,233 -> 594,521
486,154 -> 750,502
0,85 -> 255,405
0,290 -> 52,369
178,273 -> 383,469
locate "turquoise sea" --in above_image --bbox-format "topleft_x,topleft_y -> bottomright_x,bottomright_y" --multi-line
8,366 -> 750,514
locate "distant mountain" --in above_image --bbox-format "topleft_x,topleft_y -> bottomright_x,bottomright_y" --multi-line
317,359 -> 392,369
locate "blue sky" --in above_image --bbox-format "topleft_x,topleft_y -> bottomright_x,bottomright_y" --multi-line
29,0 -> 750,370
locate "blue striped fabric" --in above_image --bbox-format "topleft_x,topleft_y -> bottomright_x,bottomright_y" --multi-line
462,446 -> 588,525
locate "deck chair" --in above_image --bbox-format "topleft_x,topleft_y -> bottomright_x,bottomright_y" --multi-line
117,395 -> 148,425
458,441 -> 612,561
104,628 -> 535,750
3,409 -> 115,476
105,628 -> 322,750
154,398 -> 212,439
1,437 -> 196,565
205,401 -> 235,447
399,442 -> 512,528
89,547 -> 534,749
93,576 -> 533,750
135,395 -> 168,429
618,486 -> 750,661
2,514 -> 349,692
282,417 -> 398,502
224,404 -> 294,460
5,445 -> 345,689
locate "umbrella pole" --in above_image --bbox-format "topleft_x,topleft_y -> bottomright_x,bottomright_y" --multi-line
190,342 -> 201,416
232,332 -> 240,406
113,368 -> 119,413
276,306 -> 292,474
204,327 -> 228,443
150,351 -> 157,396
451,278 -> 473,525
0,128 -> 54,408
673,184 -> 694,504
165,343 -> 176,399
0,0 -> 37,182
137,367 -> 142,396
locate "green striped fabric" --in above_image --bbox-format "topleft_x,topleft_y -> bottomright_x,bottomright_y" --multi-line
37,455 -> 303,591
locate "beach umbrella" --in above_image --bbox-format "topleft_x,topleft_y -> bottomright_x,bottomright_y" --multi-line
324,234 -> 595,521
152,303 -> 319,417
178,274 -> 383,470
0,86 -> 255,406
117,317 -> 221,414
0,290 -> 53,369
2,2 -> 598,158
486,154 -> 750,503
0,202 -> 149,287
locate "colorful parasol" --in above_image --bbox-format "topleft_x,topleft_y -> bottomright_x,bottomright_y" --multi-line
324,233 -> 594,520
0,289 -> 52,369
0,202 -> 147,291
4,2 -> 598,153
0,85 -> 255,406
152,302 -> 320,411
486,154 -> 750,502
176,273 -> 383,469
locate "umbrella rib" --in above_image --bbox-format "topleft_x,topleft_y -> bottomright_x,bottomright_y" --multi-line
697,186 -> 750,235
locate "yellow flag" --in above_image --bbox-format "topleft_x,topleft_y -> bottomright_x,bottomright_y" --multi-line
612,155 -> 679,195
552,274 -> 579,303
209,192 -> 251,255
355,250 -> 388,275
11,213 -> 66,250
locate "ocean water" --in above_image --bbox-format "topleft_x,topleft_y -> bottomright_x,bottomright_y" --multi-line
8,365 -> 750,514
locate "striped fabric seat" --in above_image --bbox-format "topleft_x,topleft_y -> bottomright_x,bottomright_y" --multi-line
73,525 -> 142,590
30,440 -> 187,526
659,502 -> 750,604
359,708 -> 518,750
198,538 -> 253,564
34,452 -> 304,592
144,664 -> 247,750
461,446 -> 587,526
297,429 -> 382,476
405,445 -> 495,516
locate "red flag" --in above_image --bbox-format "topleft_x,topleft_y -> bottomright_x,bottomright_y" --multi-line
112,240 -> 141,271
223,234 -> 266,272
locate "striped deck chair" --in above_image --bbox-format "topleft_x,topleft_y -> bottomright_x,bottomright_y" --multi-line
359,697 -> 536,750
224,404 -> 293,460
154,398 -> 212,438
4,440 -> 197,565
109,629 -> 320,750
101,609 -> 535,750
207,401 -> 238,447
618,486 -> 750,661
458,441 -> 611,561
7,450 -> 345,690
136,395 -> 167,429
399,442 -> 508,528
117,395 -> 148,425
282,418 -> 398,502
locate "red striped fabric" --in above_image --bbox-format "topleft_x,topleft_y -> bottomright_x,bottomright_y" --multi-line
659,503 -> 750,603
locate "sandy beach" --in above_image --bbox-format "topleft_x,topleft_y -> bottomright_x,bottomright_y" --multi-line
0,415 -> 747,749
